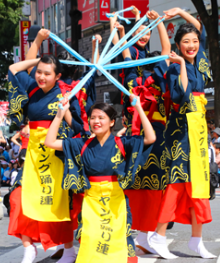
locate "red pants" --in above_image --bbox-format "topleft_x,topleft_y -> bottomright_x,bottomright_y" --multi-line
158,182 -> 212,225
72,193 -> 84,230
8,187 -> 73,251
124,189 -> 163,231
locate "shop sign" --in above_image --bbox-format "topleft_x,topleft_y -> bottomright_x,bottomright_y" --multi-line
78,0 -> 98,30
122,0 -> 149,18
19,20 -> 31,61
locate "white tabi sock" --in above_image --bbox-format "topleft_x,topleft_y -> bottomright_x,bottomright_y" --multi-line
148,232 -> 178,259
135,232 -> 157,255
56,246 -> 77,263
134,232 -> 147,246
188,237 -> 217,258
21,244 -> 37,263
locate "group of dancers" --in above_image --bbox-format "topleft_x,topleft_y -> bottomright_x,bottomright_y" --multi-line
7,5 -> 216,263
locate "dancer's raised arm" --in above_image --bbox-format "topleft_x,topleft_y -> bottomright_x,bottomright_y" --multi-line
9,59 -> 40,75
147,10 -> 171,64
114,22 -> 131,60
44,98 -> 69,151
91,34 -> 102,64
164,8 -> 201,32
131,5 -> 141,21
25,29 -> 50,73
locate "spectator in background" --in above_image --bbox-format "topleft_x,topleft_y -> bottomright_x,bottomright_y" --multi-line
208,134 -> 216,163
1,160 -> 10,186
11,142 -> 20,159
0,146 -> 10,162
210,120 -> 215,132
5,142 -> 13,160
0,130 -> 6,146
212,127 -> 220,144
10,160 -> 18,186
214,142 -> 220,185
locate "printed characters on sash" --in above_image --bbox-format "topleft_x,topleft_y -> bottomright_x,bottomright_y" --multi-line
113,19 -> 171,255
8,51 -> 88,263
146,8 -> 216,260
44,93 -> 156,263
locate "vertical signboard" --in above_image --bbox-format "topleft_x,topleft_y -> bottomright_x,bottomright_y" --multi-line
99,0 -> 110,21
22,0 -> 31,16
95,0 -> 110,22
19,20 -> 31,61
123,0 -> 149,18
13,46 -> 20,63
78,0 -> 98,31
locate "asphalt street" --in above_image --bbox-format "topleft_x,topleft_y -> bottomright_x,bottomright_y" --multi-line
0,186 -> 220,263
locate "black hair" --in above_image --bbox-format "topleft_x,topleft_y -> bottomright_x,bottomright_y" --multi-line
214,142 -> 220,150
134,19 -> 150,28
18,149 -> 26,167
24,117 -> 29,126
143,51 -> 161,72
90,103 -> 118,131
37,54 -> 62,75
57,51 -> 78,80
174,23 -> 201,45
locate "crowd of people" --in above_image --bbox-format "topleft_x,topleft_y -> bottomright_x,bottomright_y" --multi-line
1,5 -> 218,263
0,128 -> 27,187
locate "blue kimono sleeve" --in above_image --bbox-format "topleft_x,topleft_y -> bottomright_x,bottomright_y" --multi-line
8,70 -> 37,127
69,96 -> 84,135
196,25 -> 211,82
119,136 -> 154,189
124,57 -> 138,82
167,63 -> 191,104
62,137 -> 91,192
200,24 -> 206,50
153,60 -> 168,93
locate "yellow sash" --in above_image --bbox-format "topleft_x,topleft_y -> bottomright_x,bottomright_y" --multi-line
76,180 -> 127,263
186,94 -> 209,198
22,127 -> 70,221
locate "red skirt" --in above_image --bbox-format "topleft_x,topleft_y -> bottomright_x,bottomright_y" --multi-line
8,187 -> 73,251
71,193 -> 84,230
124,189 -> 163,231
157,182 -> 212,225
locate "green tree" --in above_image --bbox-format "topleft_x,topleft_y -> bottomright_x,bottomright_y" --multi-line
191,0 -> 220,126
0,0 -> 24,99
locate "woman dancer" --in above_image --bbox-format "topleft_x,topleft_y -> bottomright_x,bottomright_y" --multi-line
148,8 -> 216,259
45,93 -> 156,263
113,13 -> 170,255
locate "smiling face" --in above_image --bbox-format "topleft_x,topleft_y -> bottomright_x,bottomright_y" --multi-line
35,62 -> 61,93
133,25 -> 151,49
177,32 -> 200,64
90,109 -> 114,136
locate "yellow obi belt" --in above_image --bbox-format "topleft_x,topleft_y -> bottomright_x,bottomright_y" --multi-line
186,92 -> 209,198
76,175 -> 127,263
22,120 -> 70,222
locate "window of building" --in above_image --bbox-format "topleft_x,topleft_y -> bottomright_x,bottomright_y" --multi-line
54,3 -> 58,33
58,0 -> 65,32
45,8 -> 51,30
66,0 -> 71,28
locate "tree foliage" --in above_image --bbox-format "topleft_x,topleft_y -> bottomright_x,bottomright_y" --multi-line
0,0 -> 24,98
191,0 -> 220,126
